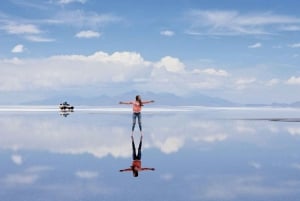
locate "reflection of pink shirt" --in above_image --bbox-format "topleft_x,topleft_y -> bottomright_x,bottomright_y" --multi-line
119,160 -> 155,172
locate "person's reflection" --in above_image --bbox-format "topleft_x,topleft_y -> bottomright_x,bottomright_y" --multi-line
119,136 -> 155,177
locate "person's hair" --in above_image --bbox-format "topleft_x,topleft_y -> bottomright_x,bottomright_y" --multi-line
131,166 -> 139,177
133,170 -> 139,177
136,95 -> 143,107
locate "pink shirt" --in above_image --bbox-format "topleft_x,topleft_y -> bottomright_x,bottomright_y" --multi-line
130,101 -> 142,113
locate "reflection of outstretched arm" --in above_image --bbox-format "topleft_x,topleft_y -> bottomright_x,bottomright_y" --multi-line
141,168 -> 155,171
119,168 -> 132,172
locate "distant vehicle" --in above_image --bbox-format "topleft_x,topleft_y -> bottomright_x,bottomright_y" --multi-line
59,101 -> 74,112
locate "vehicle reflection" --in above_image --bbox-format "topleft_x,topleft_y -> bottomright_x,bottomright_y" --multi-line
119,136 -> 155,177
59,111 -> 72,117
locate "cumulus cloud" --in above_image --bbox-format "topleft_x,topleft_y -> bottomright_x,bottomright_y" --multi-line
160,30 -> 175,36
155,56 -> 185,73
11,154 -> 23,165
154,137 -> 184,154
287,127 -> 300,136
286,76 -> 300,85
0,50 -> 279,98
248,42 -> 262,48
11,44 -> 24,53
0,51 -> 151,92
75,30 -> 101,38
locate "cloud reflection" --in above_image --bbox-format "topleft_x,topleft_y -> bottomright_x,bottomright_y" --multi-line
0,107 -> 299,158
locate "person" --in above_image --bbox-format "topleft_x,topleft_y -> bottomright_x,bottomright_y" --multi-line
119,95 -> 154,136
119,136 -> 155,177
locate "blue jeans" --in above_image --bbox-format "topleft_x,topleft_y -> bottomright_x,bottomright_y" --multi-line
132,137 -> 142,160
132,112 -> 142,132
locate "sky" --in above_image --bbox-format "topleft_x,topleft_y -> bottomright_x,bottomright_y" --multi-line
1,0 -> 300,104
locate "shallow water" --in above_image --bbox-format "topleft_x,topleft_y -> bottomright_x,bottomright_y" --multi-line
0,106 -> 300,201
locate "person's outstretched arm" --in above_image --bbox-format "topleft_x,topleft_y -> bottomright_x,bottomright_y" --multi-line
141,167 -> 155,171
119,101 -> 133,104
142,100 -> 155,104
119,168 -> 132,172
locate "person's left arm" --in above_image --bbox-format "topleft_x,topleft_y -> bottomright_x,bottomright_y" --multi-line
119,168 -> 132,172
142,100 -> 155,104
140,167 -> 155,171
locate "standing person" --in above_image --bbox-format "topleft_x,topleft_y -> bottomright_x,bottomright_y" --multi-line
119,136 -> 155,177
119,95 -> 154,136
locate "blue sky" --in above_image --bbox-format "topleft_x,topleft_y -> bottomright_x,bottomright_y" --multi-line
1,0 -> 300,104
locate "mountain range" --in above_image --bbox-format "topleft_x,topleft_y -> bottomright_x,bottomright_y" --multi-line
23,90 -> 300,108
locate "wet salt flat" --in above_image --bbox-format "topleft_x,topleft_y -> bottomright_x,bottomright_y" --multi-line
0,106 -> 300,201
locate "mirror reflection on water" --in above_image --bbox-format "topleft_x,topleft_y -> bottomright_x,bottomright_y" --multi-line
0,106 -> 300,201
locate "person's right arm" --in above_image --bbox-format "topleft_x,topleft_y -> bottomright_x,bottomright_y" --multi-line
119,168 -> 132,172
119,101 -> 132,104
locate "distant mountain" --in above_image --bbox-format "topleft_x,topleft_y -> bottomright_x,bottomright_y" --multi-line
23,91 -> 300,108
24,91 -> 237,107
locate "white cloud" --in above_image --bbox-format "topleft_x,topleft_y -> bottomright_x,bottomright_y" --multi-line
202,134 -> 227,142
289,43 -> 300,48
0,51 -> 151,92
11,44 -> 24,53
248,42 -> 262,48
154,137 -> 184,154
160,173 -> 174,181
57,0 -> 87,4
53,10 -> 122,28
0,50 -> 234,97
155,56 -> 185,73
286,76 -> 300,85
186,10 -> 300,36
75,171 -> 99,179
4,174 -> 38,185
235,78 -> 256,89
280,25 -> 300,31
160,30 -> 175,36
11,154 -> 23,165
193,68 -> 229,76
266,78 -> 280,86
75,30 -> 101,38
287,127 -> 300,136
25,35 -> 55,42
249,161 -> 262,169
236,122 -> 256,134
2,23 -> 41,34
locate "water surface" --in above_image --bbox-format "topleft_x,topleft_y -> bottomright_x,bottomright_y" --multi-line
0,106 -> 300,201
